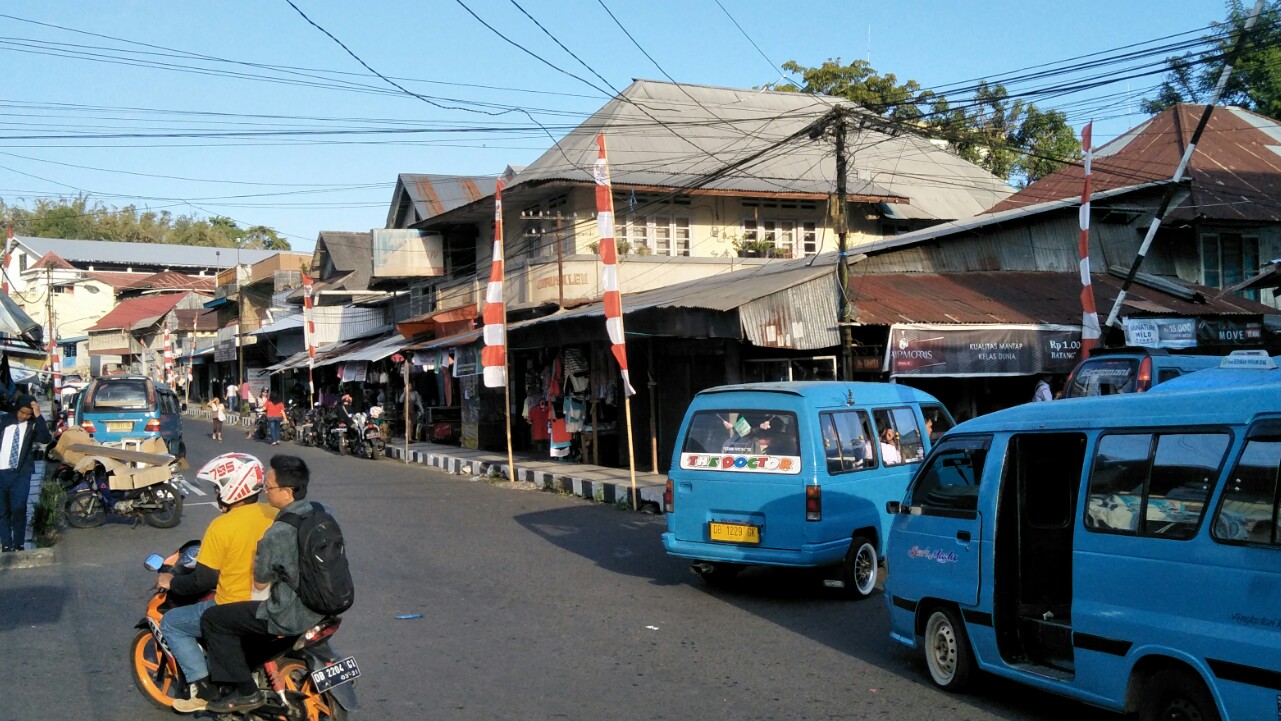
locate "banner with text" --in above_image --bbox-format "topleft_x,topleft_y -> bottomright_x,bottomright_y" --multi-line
885,324 -> 1082,377
1123,317 -> 1264,349
372,229 -> 445,278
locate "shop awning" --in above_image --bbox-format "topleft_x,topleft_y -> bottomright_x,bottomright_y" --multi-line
317,333 -> 409,366
395,306 -> 476,339
250,313 -> 303,336
313,335 -> 389,368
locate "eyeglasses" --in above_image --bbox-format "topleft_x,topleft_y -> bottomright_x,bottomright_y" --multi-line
263,484 -> 284,493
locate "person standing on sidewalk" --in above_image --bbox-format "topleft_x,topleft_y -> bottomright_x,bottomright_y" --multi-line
0,395 -> 51,552
264,393 -> 285,446
226,380 -> 239,414
240,380 -> 252,412
157,453 -> 277,713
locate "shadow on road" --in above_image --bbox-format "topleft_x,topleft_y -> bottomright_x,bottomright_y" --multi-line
514,503 -> 687,587
0,584 -> 66,630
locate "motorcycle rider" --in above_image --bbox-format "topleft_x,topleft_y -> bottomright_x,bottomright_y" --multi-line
201,455 -> 326,714
156,453 -> 278,713
335,394 -> 356,428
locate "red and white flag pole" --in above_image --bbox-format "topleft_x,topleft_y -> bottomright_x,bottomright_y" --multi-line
481,179 -> 514,478
302,273 -> 317,408
594,134 -> 639,508
1077,122 -> 1100,360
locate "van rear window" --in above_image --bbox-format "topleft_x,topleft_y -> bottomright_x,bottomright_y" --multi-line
1064,358 -> 1137,398
679,410 -> 800,474
86,379 -> 152,410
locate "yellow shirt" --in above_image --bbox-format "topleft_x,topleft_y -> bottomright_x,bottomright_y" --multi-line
198,502 -> 278,605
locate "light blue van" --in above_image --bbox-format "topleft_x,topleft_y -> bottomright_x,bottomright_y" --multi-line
662,382 -> 952,597
76,375 -> 186,457
884,383 -> 1281,720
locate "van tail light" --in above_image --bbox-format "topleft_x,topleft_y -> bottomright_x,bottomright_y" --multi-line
1136,356 -> 1153,392
144,419 -> 161,432
664,480 -> 674,513
806,485 -> 822,522
80,420 -> 96,434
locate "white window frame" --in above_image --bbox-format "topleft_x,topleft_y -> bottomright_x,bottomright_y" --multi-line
1200,230 -> 1260,298
743,218 -> 821,258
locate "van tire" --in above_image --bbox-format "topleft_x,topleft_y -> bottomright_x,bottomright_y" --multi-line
1138,669 -> 1220,721
840,536 -> 879,599
923,607 -> 974,692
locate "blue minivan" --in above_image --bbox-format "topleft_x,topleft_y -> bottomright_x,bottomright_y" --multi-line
76,375 -> 186,457
884,382 -> 1281,720
662,382 -> 952,597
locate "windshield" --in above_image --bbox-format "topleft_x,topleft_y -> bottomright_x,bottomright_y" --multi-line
86,379 -> 152,411
1063,358 -> 1137,398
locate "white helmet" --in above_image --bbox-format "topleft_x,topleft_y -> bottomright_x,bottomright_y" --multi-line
196,452 -> 265,505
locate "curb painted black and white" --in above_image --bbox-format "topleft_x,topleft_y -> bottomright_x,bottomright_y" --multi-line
385,444 -> 665,511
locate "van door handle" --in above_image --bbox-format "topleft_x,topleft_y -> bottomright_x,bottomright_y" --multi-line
956,531 -> 971,543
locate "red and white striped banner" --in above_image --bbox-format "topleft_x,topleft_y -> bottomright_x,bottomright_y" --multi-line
163,327 -> 174,385
481,179 -> 507,388
594,135 -> 636,397
1077,122 -> 1100,359
302,272 -> 317,394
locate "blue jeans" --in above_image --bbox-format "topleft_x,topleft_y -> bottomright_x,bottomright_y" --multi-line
268,417 -> 282,444
0,467 -> 29,550
160,598 -> 216,683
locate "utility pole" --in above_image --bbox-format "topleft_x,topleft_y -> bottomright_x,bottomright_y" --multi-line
832,109 -> 854,381
45,265 -> 56,407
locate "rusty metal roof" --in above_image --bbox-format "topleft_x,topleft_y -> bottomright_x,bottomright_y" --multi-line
130,271 -> 216,292
387,173 -> 498,227
847,271 -> 1271,326
88,292 -> 189,332
988,104 -> 1281,221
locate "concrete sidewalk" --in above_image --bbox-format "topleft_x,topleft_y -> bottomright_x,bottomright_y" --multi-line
186,408 -> 668,511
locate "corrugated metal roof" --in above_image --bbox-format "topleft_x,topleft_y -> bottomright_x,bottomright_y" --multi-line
30,252 -> 76,271
847,271 -> 1271,326
388,174 -> 498,227
248,312 -> 303,336
130,271 -> 216,292
16,237 -> 277,269
520,256 -> 834,332
510,80 -> 1012,220
87,292 -> 189,331
84,271 -> 154,289
312,232 -> 372,290
988,104 -> 1281,221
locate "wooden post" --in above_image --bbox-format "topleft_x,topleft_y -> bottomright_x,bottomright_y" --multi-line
403,357 -> 410,464
648,340 -> 658,472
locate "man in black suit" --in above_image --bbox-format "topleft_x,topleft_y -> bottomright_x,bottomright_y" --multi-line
0,394 -> 52,552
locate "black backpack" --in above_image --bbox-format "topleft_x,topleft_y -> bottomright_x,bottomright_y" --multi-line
277,502 -> 354,616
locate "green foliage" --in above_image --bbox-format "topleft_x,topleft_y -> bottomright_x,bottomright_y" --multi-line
1142,1 -> 1281,119
0,195 -> 290,250
772,60 -> 1081,184
32,479 -> 66,547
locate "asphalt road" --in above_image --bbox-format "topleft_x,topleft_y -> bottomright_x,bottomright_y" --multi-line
0,421 -> 1122,721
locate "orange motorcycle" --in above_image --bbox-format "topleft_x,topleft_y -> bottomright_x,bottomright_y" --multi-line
129,541 -> 358,720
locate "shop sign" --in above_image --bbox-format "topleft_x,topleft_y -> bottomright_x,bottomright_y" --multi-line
885,324 -> 1081,377
340,361 -> 368,383
1124,318 -> 1197,349
452,345 -> 480,377
1197,318 -> 1263,346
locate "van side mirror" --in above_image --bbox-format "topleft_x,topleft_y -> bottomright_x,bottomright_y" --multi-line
886,501 -> 901,515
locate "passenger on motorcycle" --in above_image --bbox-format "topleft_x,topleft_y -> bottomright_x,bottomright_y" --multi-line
156,453 -> 277,714
335,394 -> 355,428
201,455 -> 327,714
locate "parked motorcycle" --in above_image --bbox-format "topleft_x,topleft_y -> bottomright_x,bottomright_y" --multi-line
63,458 -> 185,529
130,542 -> 357,719
247,408 -> 268,441
351,409 -> 385,461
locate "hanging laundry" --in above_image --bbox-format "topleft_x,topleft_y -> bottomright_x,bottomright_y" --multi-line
564,396 -> 586,433
550,417 -> 571,457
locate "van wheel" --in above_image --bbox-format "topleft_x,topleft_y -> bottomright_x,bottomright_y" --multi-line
923,607 -> 974,691
840,536 -> 878,599
1138,669 -> 1220,721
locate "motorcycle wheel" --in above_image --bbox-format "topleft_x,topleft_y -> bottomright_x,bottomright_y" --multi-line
65,491 -> 107,528
142,483 -> 184,529
130,629 -> 183,710
338,436 -> 348,456
277,659 -> 348,721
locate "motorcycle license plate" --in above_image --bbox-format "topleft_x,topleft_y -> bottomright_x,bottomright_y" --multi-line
310,656 -> 360,693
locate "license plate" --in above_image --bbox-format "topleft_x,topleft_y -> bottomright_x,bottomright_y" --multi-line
709,522 -> 759,544
106,421 -> 134,432
309,656 -> 360,693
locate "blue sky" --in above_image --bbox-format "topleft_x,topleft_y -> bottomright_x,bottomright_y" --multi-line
0,0 -> 1231,251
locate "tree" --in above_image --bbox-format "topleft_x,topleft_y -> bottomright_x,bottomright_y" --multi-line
0,195 -> 290,250
772,59 -> 1081,185
1143,1 -> 1281,118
